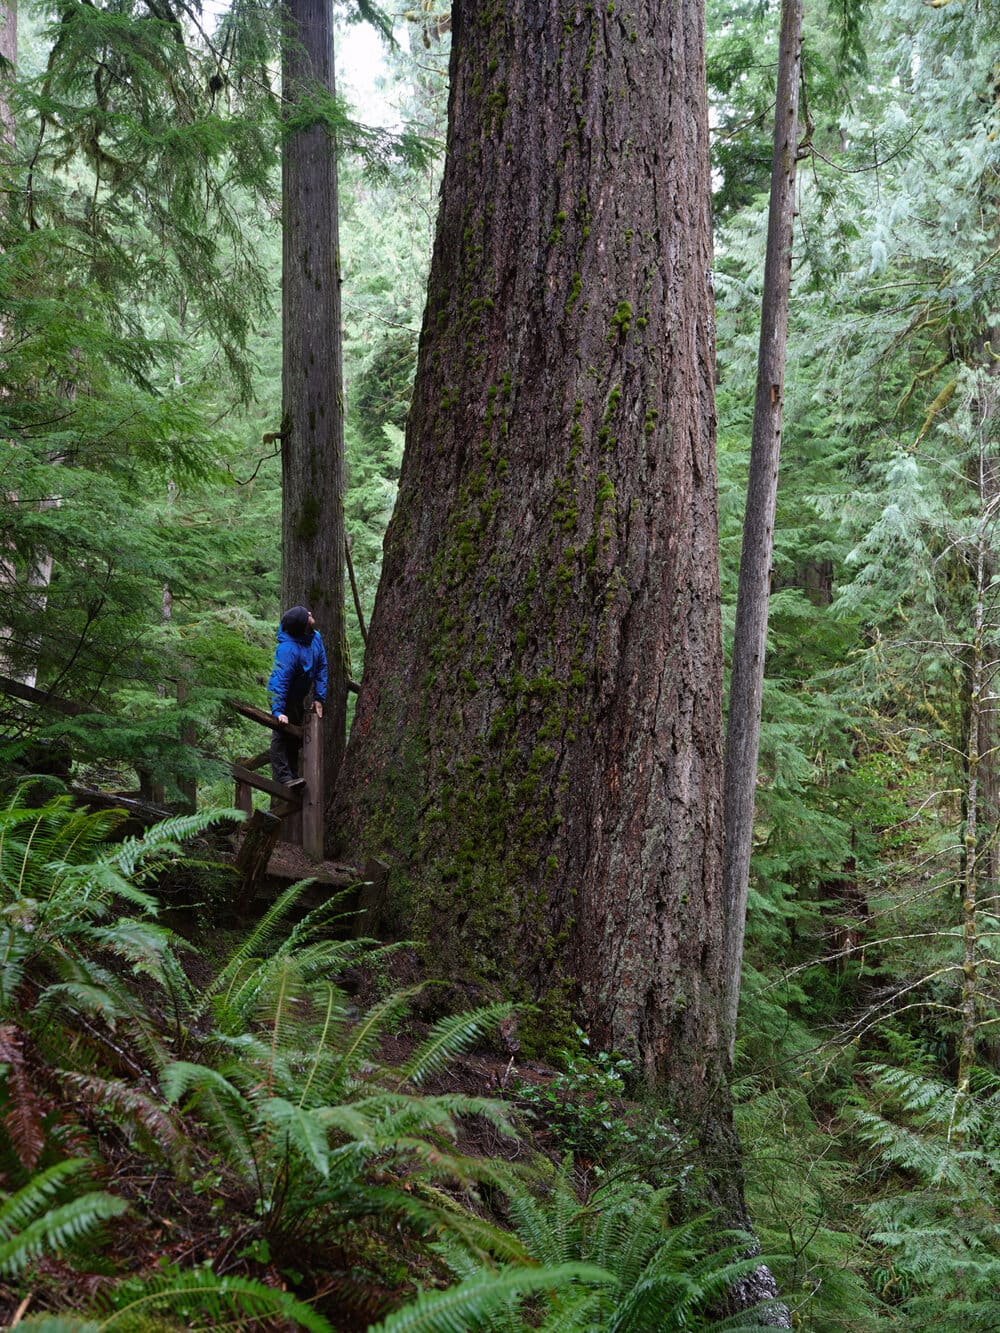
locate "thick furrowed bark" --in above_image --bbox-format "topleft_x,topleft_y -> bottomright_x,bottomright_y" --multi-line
337,0 -> 725,1116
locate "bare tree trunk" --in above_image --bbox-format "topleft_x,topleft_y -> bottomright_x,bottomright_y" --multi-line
957,529 -> 982,1099
21,502 -> 56,689
721,0 -> 804,1052
0,0 -> 13,154
957,405 -> 995,1100
0,0 -> 16,674
281,0 -> 347,796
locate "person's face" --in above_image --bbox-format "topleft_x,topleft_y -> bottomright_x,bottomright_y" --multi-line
307,612 -> 316,628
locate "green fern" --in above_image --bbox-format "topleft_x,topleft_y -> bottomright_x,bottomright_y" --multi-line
400,1002 -> 516,1088
368,1262 -> 614,1333
0,791 -> 240,920
19,1266 -> 336,1331
0,1159 -> 127,1276
413,1162 -> 781,1331
160,1060 -> 258,1176
163,932 -> 522,1251
325,984 -> 422,1092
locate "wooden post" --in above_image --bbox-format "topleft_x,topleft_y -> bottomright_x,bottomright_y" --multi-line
302,707 -> 323,861
234,749 -> 269,817
283,794 -> 303,847
235,809 -> 283,899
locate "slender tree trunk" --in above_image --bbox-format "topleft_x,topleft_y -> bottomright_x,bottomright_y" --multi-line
336,0 -> 726,1117
957,512 -> 983,1100
956,400 -> 998,1100
281,0 -> 347,796
721,0 -> 804,1051
0,0 -> 13,154
0,0 -> 16,673
21,536 -> 53,690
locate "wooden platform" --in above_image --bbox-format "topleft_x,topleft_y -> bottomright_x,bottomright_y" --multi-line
259,839 -> 358,886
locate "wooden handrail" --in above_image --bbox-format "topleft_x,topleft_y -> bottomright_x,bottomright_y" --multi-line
235,749 -> 271,772
227,698 -> 303,739
1,677 -> 325,865
231,763 -> 303,806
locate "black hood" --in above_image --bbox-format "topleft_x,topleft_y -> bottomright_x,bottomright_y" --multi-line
280,605 -> 313,640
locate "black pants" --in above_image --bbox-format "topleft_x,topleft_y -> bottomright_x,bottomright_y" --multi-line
270,701 -> 303,785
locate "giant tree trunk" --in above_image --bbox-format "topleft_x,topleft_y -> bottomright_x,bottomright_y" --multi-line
281,0 -> 347,794
336,0 -> 727,1114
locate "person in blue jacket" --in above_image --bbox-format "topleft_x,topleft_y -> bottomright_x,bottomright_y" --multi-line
267,605 -> 328,789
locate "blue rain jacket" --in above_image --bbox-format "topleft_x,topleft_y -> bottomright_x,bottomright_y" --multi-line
268,628 -> 328,716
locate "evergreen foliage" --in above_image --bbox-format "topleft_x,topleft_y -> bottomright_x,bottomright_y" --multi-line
0,0 -> 438,792
711,0 -> 1000,1322
389,1162 -> 782,1331
5,0 -> 1000,1323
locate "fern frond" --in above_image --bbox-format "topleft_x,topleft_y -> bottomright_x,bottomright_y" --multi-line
608,1231 -> 769,1332
535,1290 -> 609,1332
259,1096 -> 330,1178
313,1101 -> 505,1192
0,794 -> 117,901
849,1106 -> 971,1190
61,1072 -> 190,1168
368,1262 -> 615,1333
863,1062 -> 985,1142
327,986 -> 423,1092
208,877 -> 317,1000
295,980 -> 352,1107
88,1267 -> 335,1331
0,927 -> 30,1006
0,1023 -> 47,1169
279,888 -> 370,952
400,1002 -> 515,1088
588,1187 -> 657,1286
16,1316 -> 98,1331
335,1092 -> 514,1150
34,981 -> 131,1024
380,1091 -> 517,1138
0,1159 -> 90,1241
86,919 -> 179,978
161,1061 -> 256,1169
44,859 -> 156,914
504,1161 -> 579,1268
413,1186 -> 532,1264
162,1059 -> 243,1108
594,1183 -> 667,1292
104,807 -> 244,882
0,1189 -> 126,1275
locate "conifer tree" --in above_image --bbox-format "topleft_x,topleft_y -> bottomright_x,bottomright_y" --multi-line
721,0 -> 804,1051
337,0 -> 729,1129
280,0 -> 347,792
0,0 -> 13,146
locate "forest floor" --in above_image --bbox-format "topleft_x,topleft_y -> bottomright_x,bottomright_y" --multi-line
1,843 -> 602,1332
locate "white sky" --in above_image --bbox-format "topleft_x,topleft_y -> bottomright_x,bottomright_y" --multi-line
338,21 -> 397,128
